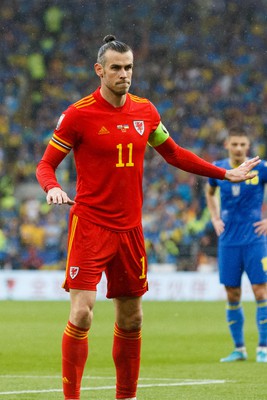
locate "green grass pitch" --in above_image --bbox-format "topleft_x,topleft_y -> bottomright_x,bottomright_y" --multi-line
0,300 -> 266,399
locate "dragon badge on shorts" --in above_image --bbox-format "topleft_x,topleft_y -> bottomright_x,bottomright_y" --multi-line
70,266 -> 79,279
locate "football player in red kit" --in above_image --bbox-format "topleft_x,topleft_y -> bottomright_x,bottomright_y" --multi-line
36,35 -> 260,400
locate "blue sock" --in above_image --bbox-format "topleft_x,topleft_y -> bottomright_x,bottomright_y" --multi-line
256,299 -> 267,347
226,302 -> 245,348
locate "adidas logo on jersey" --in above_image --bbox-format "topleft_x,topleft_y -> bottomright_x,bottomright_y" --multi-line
98,126 -> 110,135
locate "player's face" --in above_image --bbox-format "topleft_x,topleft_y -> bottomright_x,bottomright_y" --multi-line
95,50 -> 133,97
225,135 -> 250,165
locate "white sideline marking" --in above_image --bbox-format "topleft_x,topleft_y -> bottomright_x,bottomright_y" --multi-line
0,378 -> 227,395
0,375 -> 224,381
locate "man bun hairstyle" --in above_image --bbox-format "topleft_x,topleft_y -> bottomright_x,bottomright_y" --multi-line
97,34 -> 133,65
103,34 -> 116,43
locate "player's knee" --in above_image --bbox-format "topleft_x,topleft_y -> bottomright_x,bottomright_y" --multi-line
225,286 -> 241,302
118,310 -> 143,331
71,304 -> 94,328
130,311 -> 143,330
253,283 -> 267,301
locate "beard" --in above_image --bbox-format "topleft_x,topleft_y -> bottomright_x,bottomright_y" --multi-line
104,80 -> 131,96
114,82 -> 131,95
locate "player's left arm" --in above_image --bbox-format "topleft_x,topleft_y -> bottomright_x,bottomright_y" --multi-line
149,123 -> 260,181
149,122 -> 226,179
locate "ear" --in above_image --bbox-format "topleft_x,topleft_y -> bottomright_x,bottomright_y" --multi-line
223,138 -> 229,150
94,63 -> 103,78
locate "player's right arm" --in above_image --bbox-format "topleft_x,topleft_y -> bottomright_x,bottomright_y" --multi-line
205,182 -> 225,236
36,110 -> 75,205
36,145 -> 75,205
46,187 -> 74,205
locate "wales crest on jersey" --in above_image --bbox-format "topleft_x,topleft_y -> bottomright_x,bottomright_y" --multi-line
133,120 -> 145,135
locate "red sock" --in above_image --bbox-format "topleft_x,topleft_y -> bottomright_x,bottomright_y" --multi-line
112,323 -> 141,399
62,321 -> 89,400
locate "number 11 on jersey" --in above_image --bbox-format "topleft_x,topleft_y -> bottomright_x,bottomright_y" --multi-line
116,143 -> 134,167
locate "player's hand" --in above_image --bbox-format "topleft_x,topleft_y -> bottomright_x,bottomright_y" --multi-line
46,187 -> 75,205
224,156 -> 261,182
211,217 -> 225,236
253,219 -> 267,236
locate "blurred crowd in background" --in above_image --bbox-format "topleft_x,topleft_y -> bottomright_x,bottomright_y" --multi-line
1,0 -> 267,271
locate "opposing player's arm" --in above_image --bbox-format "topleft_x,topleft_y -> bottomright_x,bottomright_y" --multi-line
205,183 -> 224,236
253,161 -> 267,235
205,183 -> 219,219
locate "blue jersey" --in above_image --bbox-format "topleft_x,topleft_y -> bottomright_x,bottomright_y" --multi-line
208,159 -> 267,246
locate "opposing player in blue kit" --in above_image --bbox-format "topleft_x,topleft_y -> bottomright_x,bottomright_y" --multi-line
205,126 -> 267,363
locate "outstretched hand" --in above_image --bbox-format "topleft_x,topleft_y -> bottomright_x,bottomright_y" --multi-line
224,156 -> 261,182
46,187 -> 75,206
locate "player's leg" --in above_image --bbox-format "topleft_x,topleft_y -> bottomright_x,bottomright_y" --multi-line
246,243 -> 267,362
252,284 -> 267,362
62,289 -> 96,400
220,286 -> 247,362
62,213 -> 116,399
106,224 -> 148,400
219,245 -> 247,362
113,296 -> 142,400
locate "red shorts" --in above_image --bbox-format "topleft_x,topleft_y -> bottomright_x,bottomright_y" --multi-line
63,210 -> 148,298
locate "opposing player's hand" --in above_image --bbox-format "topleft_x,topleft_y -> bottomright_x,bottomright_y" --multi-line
46,187 -> 75,205
253,219 -> 267,236
224,156 -> 261,182
211,217 -> 225,236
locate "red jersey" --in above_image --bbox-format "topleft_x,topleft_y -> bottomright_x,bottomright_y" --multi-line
38,88 -> 160,230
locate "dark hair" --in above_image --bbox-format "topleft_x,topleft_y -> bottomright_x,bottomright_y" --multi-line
97,35 -> 133,65
228,125 -> 249,137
